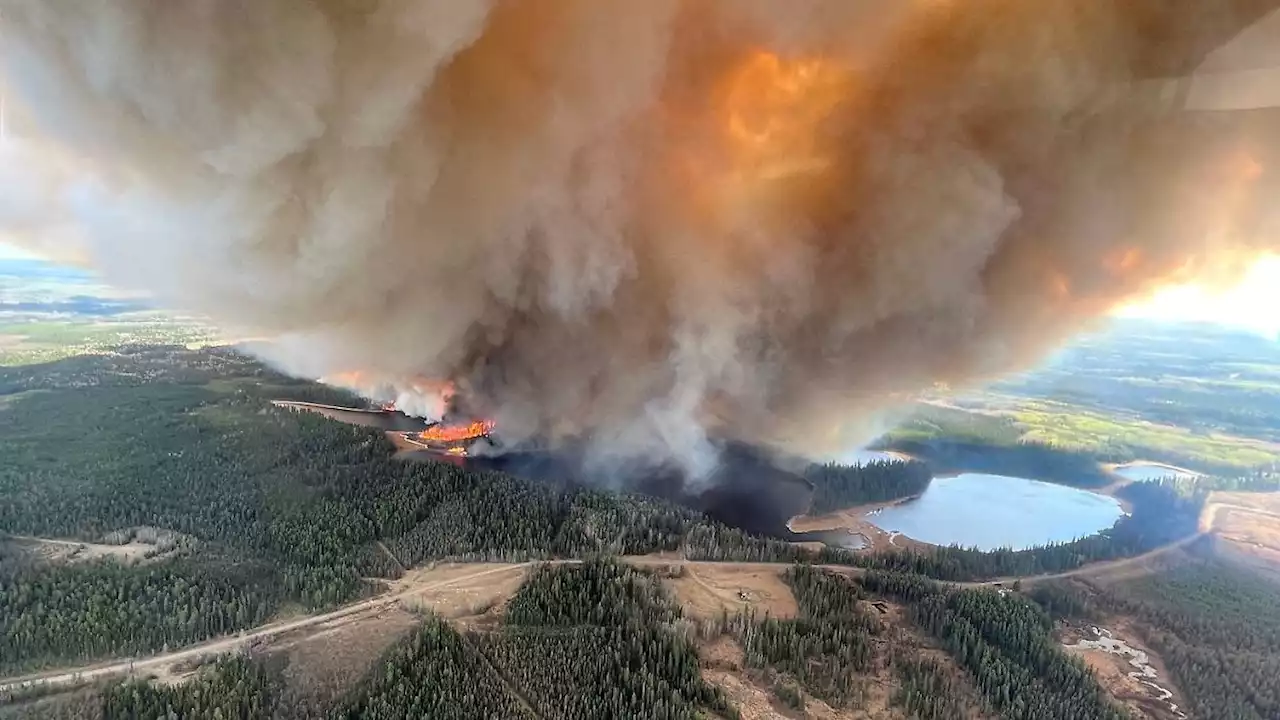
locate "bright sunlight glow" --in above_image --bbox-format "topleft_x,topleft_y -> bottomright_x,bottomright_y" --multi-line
1116,255 -> 1280,338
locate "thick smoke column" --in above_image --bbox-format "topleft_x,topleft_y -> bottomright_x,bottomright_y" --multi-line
1,0 -> 1279,475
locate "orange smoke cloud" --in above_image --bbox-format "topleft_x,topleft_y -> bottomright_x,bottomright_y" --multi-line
722,51 -> 848,180
2,0 -> 1280,473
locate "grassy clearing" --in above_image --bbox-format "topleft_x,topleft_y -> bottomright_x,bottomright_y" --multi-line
0,318 -> 212,366
878,399 -> 1276,473
1014,406 -> 1277,470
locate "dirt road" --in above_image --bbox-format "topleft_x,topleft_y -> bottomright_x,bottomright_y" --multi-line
1199,500 -> 1280,531
0,563 -> 539,696
0,549 -> 1200,694
966,499 -> 1280,588
964,532 -> 1206,588
7,500 -> 1272,696
0,558 -> 813,695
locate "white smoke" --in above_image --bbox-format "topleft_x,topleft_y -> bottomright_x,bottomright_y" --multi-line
1,0 -> 1278,478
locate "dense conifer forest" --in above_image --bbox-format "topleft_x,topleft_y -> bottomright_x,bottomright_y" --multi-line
0,559 -> 278,673
861,570 -> 1127,720
804,459 -> 932,513
1,345 -> 1260,674
10,552 -> 1280,718
100,655 -> 281,720
1033,557 -> 1280,720
719,565 -> 883,707
471,560 -> 736,720
891,654 -> 982,720
0,347 -> 704,672
334,614 -> 536,720
3,344 -> 1278,718
704,565 -> 1118,719
885,437 -> 1117,488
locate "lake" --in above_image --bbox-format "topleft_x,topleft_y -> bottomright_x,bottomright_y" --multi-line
808,530 -> 869,550
1111,462 -> 1199,482
866,473 -> 1124,551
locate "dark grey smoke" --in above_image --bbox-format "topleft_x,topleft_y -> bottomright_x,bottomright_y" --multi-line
1,0 -> 1278,476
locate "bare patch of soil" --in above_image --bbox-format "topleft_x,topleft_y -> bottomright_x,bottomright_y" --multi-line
701,668 -> 798,720
697,639 -> 872,720
1191,493 -> 1280,579
788,504 -> 929,553
702,664 -> 904,720
700,636 -> 745,671
697,595 -> 989,720
1070,545 -> 1197,587
270,606 -> 421,713
1210,535 -> 1280,584
1210,505 -> 1280,552
1061,621 -> 1188,720
1207,490 -> 1280,515
0,687 -> 103,720
391,562 -> 530,620
665,564 -> 798,620
5,536 -> 160,566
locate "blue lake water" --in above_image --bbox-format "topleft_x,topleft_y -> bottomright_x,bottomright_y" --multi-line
1111,462 -> 1199,482
866,473 -> 1124,551
808,530 -> 869,550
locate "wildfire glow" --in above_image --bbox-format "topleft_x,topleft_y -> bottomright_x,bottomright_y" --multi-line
323,370 -> 367,387
720,50 -> 849,182
1118,254 -> 1280,337
418,419 -> 495,445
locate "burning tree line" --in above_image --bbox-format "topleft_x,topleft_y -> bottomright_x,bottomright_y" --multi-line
417,418 -> 496,446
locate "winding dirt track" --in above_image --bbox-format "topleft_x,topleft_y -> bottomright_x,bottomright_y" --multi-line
0,562 -> 541,696
0,554 -> 1182,695
967,501 -> 1280,587
1199,501 -> 1280,530
4,500 -> 1273,696
964,532 -> 1206,588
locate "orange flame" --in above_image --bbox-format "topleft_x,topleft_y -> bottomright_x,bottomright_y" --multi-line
418,419 -> 495,444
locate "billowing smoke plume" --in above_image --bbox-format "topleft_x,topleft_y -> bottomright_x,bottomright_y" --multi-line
2,0 -> 1279,476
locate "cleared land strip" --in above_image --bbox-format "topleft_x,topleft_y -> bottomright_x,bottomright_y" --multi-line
0,536 -> 1243,695
0,562 -> 544,695
962,532 -> 1206,588
1200,501 -> 1280,531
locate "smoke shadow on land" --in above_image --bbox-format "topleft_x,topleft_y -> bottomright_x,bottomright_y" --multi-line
299,401 -> 850,545
442,440 -> 818,540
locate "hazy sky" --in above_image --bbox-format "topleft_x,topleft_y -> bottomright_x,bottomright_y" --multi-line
1118,255 -> 1280,337
3,236 -> 1276,337
0,242 -> 37,260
